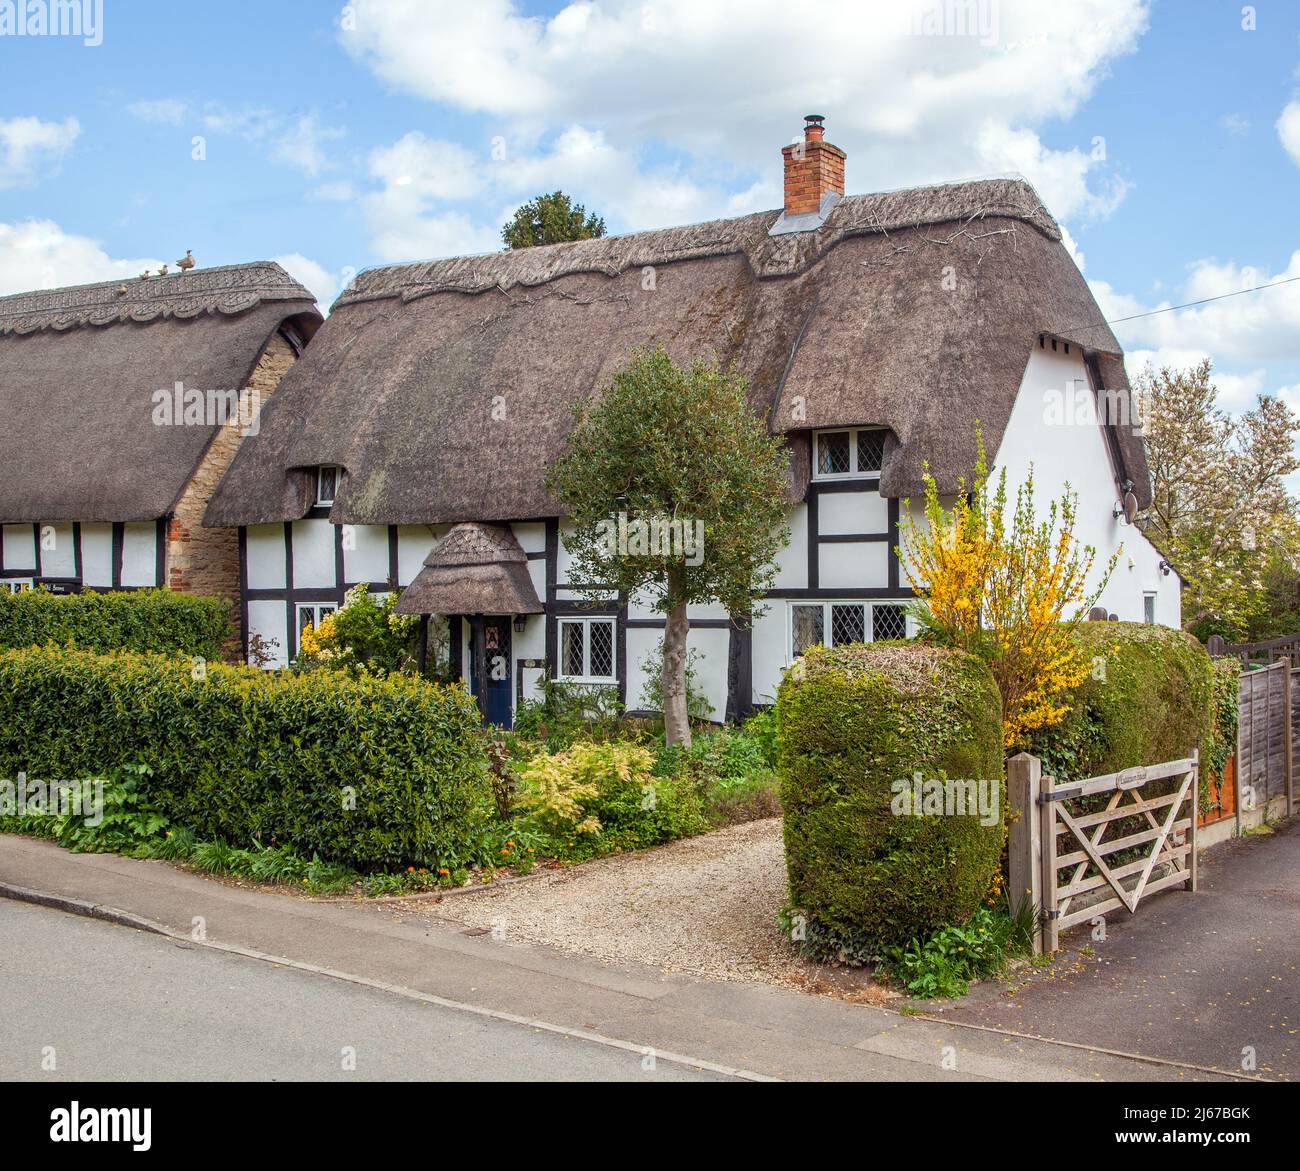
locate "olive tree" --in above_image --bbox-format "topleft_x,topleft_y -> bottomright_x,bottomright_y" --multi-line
546,347 -> 790,746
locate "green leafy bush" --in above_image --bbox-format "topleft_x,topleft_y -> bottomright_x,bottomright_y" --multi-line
637,643 -> 714,723
777,643 -> 1005,960
0,645 -> 493,872
1024,622 -> 1216,795
878,901 -> 1036,999
0,588 -> 231,661
0,763 -> 170,855
1207,657 -> 1240,791
514,741 -> 707,859
655,723 -> 780,824
513,677 -> 628,752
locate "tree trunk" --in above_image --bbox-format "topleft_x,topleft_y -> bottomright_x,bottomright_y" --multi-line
662,575 -> 691,748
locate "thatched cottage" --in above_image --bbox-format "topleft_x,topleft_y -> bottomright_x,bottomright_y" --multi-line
0,263 -> 320,624
206,117 -> 1177,724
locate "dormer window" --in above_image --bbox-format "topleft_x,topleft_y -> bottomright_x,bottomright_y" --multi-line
316,465 -> 340,506
813,429 -> 886,480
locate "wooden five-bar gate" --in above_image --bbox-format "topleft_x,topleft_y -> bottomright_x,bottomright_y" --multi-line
1009,751 -> 1199,953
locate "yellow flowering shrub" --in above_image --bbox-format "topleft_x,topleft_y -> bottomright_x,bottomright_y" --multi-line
899,431 -> 1117,747
513,741 -> 707,860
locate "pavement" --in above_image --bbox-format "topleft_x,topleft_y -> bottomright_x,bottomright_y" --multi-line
934,816 -> 1300,1081
0,900 -> 725,1081
0,833 -> 1262,1082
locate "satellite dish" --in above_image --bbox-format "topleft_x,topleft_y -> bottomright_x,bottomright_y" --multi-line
1122,491 -> 1139,524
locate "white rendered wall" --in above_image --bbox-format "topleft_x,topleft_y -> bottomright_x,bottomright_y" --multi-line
246,524 -> 286,590
80,524 -> 113,588
994,345 -> 1180,627
121,523 -> 157,588
1,524 -> 35,572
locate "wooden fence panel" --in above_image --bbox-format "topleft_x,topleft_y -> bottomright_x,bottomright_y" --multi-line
1237,660 -> 1290,811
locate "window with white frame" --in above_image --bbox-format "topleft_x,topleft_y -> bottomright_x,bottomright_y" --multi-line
297,602 -> 337,640
316,465 -> 340,506
813,429 -> 887,480
1143,592 -> 1156,625
790,600 -> 908,659
557,617 -> 617,682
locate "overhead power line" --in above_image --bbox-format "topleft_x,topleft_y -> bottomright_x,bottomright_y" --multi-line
1104,273 -> 1300,326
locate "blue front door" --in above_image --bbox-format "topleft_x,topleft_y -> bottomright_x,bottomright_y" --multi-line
470,616 -> 513,728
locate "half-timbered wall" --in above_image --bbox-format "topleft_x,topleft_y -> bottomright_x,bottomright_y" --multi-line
1,520 -> 164,593
238,471 -> 911,723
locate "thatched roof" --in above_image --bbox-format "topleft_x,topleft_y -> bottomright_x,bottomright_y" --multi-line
0,262 -> 321,523
206,177 -> 1149,528
393,522 -> 543,616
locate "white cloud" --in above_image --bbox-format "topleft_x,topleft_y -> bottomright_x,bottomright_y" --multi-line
363,135 -> 494,259
1220,113 -> 1249,136
128,99 -> 188,126
369,209 -> 499,264
202,105 -> 279,140
0,116 -> 80,189
1277,100 -> 1300,166
273,253 -> 344,311
1094,252 -> 1300,419
1059,225 -> 1086,272
340,0 -> 1148,224
310,180 -> 356,202
1093,253 -> 1300,370
271,114 -> 346,177
0,220 -> 161,295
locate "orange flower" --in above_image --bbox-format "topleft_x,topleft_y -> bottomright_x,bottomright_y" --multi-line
438,868 -> 449,876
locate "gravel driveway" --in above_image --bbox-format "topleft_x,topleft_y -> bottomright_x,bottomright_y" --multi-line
407,818 -> 810,985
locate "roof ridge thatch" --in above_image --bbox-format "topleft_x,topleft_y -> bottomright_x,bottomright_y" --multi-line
425,522 -> 529,567
205,174 -> 1150,530
339,177 -> 1058,308
0,261 -> 317,336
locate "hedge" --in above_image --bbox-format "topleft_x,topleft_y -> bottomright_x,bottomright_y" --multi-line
777,643 -> 1005,959
0,589 -> 232,662
1025,622 -> 1216,798
0,646 -> 492,871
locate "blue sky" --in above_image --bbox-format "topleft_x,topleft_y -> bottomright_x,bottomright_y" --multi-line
2,0 -> 1298,414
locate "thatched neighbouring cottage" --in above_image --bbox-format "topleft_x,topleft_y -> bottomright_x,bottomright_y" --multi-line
0,263 -> 321,630
206,117 -> 1178,724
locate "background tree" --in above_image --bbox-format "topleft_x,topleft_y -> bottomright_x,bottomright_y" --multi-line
546,347 -> 790,747
1135,360 -> 1300,640
898,432 -> 1114,747
502,191 -> 606,249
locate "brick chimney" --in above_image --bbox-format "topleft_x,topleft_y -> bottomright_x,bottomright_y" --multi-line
782,115 -> 845,217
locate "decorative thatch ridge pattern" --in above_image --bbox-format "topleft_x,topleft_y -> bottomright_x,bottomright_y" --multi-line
0,262 -> 317,335
0,262 -> 321,524
339,177 -> 1060,304
394,523 -> 543,616
206,177 -> 1149,529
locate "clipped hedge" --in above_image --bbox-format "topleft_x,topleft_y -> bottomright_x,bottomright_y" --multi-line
777,643 -> 1005,959
0,589 -> 232,662
0,646 -> 492,871
1025,622 -> 1215,794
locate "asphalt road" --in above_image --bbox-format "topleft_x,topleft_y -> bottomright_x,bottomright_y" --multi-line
0,901 -> 731,1082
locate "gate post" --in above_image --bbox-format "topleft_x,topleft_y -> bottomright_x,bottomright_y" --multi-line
1007,753 -> 1042,954
1039,770 -> 1059,953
